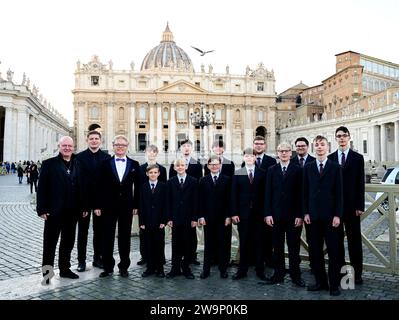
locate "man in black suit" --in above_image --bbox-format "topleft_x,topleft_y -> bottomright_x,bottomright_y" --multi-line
166,158 -> 198,279
291,137 -> 315,273
75,130 -> 111,272
263,142 -> 305,287
304,135 -> 343,296
96,135 -> 142,278
37,136 -> 87,283
232,148 -> 267,280
204,140 -> 235,177
199,156 -> 231,279
139,164 -> 168,278
169,139 -> 203,265
242,136 -> 276,267
328,126 -> 365,285
137,144 -> 167,266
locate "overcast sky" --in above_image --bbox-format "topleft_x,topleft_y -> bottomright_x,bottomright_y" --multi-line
1,0 -> 398,125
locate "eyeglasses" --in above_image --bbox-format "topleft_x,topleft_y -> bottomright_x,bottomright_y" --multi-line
254,143 -> 265,146
336,134 -> 349,138
277,150 -> 291,153
296,145 -> 307,148
113,144 -> 128,147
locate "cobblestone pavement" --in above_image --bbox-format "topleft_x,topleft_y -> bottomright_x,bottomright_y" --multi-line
0,173 -> 398,301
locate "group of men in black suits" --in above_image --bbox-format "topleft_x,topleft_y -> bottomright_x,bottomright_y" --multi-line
37,126 -> 365,294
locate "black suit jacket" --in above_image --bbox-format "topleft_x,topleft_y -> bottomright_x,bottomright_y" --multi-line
291,154 -> 315,167
199,174 -> 231,223
140,162 -> 167,183
167,175 -> 198,226
265,163 -> 303,220
169,157 -> 203,180
204,157 -> 235,177
328,149 -> 365,215
96,156 -> 142,213
303,159 -> 343,221
231,167 -> 266,220
37,153 -> 87,216
139,181 -> 168,228
76,148 -> 111,209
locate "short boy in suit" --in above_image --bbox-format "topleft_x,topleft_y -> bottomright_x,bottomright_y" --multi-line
199,156 -> 231,279
139,164 -> 168,278
304,135 -> 343,296
166,158 -> 198,279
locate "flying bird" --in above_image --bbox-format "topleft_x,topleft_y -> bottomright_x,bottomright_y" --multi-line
191,46 -> 215,56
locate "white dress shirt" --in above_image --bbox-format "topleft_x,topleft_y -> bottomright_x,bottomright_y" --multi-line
115,156 -> 127,182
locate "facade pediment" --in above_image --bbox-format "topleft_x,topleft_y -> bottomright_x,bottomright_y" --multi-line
156,80 -> 208,94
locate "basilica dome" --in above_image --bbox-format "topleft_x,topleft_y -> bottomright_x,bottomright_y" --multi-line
141,23 -> 194,73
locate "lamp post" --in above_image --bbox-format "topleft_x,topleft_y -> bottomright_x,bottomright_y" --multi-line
189,103 -> 214,163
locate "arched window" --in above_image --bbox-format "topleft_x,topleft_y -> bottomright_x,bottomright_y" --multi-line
235,109 -> 240,121
90,106 -> 99,119
163,107 -> 169,121
119,107 -> 124,120
139,106 -> 146,120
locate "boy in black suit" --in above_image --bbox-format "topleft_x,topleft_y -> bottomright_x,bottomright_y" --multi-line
231,148 -> 267,280
166,158 -> 198,279
96,135 -> 142,278
204,141 -> 235,177
199,156 -> 231,279
304,135 -> 343,296
328,126 -> 365,285
137,145 -> 167,266
263,142 -> 305,287
139,164 -> 167,278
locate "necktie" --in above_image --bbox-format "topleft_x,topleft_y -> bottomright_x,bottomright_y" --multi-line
248,169 -> 254,184
282,166 -> 287,176
213,175 -> 217,185
180,178 -> 184,188
299,157 -> 304,168
319,163 -> 324,176
256,157 -> 261,167
151,183 -> 155,194
116,158 -> 125,162
341,152 -> 346,167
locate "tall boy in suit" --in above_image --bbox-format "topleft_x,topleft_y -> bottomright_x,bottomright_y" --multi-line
199,156 -> 231,279
139,164 -> 167,278
166,158 -> 198,279
304,135 -> 343,296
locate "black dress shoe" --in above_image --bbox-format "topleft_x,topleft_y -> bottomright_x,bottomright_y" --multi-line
330,288 -> 341,296
307,283 -> 329,291
191,260 -> 201,266
232,272 -> 247,280
60,269 -> 79,279
77,262 -> 86,272
200,271 -> 210,279
291,277 -> 306,287
99,271 -> 112,278
119,270 -> 129,278
220,271 -> 228,279
184,272 -> 195,279
355,277 -> 363,285
166,270 -> 181,278
137,259 -> 146,266
142,270 -> 155,277
93,259 -> 104,269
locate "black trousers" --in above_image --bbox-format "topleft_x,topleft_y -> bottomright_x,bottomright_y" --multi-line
189,226 -> 198,261
203,222 -> 231,273
102,211 -> 133,273
30,180 -> 38,193
171,225 -> 193,274
271,219 -> 302,279
42,212 -> 78,272
339,214 -> 363,278
140,227 -> 166,263
77,211 -> 103,263
143,227 -> 165,272
308,220 -> 341,290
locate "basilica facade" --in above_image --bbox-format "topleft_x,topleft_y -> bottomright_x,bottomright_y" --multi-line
73,24 -> 276,160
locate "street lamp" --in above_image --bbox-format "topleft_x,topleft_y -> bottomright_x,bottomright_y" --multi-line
189,103 -> 214,163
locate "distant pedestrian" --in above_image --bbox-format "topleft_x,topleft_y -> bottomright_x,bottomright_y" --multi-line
17,165 -> 24,184
29,164 -> 39,193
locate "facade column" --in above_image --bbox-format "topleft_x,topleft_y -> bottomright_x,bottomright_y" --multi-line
188,103 -> 195,143
244,105 -> 252,148
225,104 -> 232,156
29,116 -> 36,160
16,109 -> 29,161
268,105 -> 276,152
207,104 -> 214,157
371,125 -> 381,162
169,103 -> 176,154
106,101 -> 114,151
203,105 -> 209,155
156,102 -> 163,152
77,102 -> 86,151
149,102 -> 155,144
394,120 -> 399,162
380,123 -> 387,162
3,107 -> 14,161
129,102 -> 136,152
